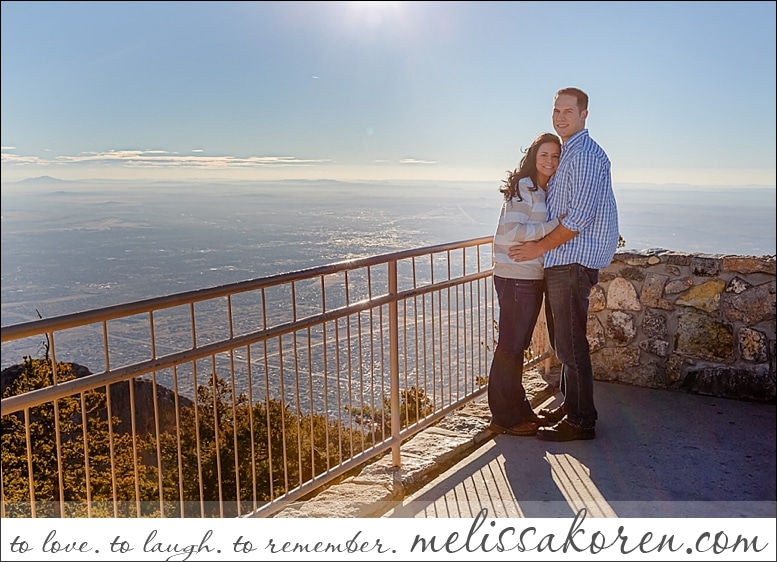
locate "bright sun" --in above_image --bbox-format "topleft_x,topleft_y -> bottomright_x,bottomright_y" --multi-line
349,1 -> 402,17
346,1 -> 404,31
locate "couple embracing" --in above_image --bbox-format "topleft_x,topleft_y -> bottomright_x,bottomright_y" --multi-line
488,87 -> 620,442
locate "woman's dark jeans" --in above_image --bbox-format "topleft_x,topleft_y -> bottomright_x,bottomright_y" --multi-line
544,263 -> 599,429
487,276 -> 544,427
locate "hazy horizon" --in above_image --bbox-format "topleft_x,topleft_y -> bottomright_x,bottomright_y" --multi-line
2,176 -> 775,330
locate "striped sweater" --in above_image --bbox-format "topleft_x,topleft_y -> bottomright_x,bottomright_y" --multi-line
492,176 -> 560,280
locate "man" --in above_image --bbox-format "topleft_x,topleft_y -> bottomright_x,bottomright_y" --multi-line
509,87 -> 619,441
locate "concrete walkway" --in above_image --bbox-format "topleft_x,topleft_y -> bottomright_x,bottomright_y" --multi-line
272,369 -> 775,519
383,381 -> 776,519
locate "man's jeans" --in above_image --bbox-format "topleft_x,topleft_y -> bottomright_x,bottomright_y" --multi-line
544,264 -> 599,428
487,276 -> 544,427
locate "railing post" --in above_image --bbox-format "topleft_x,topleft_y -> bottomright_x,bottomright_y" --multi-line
388,259 -> 401,467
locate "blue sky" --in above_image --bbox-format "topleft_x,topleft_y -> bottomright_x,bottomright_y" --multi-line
2,1 -> 775,186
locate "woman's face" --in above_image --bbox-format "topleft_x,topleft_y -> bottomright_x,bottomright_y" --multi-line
535,141 -> 560,185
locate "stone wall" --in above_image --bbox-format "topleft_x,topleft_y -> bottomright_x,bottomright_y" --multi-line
532,249 -> 776,403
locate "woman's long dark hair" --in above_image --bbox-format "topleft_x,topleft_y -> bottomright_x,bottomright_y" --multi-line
500,132 -> 561,201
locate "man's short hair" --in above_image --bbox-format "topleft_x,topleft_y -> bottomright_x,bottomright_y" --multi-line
555,87 -> 589,112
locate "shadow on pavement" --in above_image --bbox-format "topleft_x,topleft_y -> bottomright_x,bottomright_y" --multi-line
385,381 -> 776,519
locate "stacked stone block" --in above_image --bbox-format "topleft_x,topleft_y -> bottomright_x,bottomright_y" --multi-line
533,250 -> 776,403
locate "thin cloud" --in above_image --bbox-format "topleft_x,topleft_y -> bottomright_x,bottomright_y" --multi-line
1,149 -> 331,169
399,158 -> 436,165
1,154 -> 46,165
1,146 -> 17,151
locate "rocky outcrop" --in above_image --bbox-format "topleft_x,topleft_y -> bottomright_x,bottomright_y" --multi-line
532,250 -> 776,403
1,362 -> 192,435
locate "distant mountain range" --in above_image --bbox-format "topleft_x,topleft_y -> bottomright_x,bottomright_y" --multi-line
13,175 -> 68,184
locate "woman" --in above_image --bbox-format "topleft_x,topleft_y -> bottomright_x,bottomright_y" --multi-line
488,132 -> 562,436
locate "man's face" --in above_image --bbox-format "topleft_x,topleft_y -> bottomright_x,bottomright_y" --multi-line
553,94 -> 587,142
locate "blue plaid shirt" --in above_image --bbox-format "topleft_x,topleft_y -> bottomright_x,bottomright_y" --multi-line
545,129 -> 619,269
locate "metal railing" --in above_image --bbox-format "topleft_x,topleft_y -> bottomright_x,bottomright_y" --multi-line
1,236 -> 506,518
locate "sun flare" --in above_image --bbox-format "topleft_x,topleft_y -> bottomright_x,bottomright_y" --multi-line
349,1 -> 403,25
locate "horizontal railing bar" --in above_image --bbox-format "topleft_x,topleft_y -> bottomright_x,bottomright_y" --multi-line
395,269 -> 491,299
0,291 -> 383,413
1,237 -> 491,341
2,270 -> 494,415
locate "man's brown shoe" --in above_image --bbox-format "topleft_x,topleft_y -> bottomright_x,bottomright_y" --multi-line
538,406 -> 564,424
536,419 -> 595,442
502,421 -> 539,436
488,421 -> 539,436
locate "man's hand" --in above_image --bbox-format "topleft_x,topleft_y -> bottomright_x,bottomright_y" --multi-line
509,241 -> 543,262
508,220 -> 578,262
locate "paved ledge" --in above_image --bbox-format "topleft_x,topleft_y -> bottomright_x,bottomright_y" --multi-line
273,368 -> 557,518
